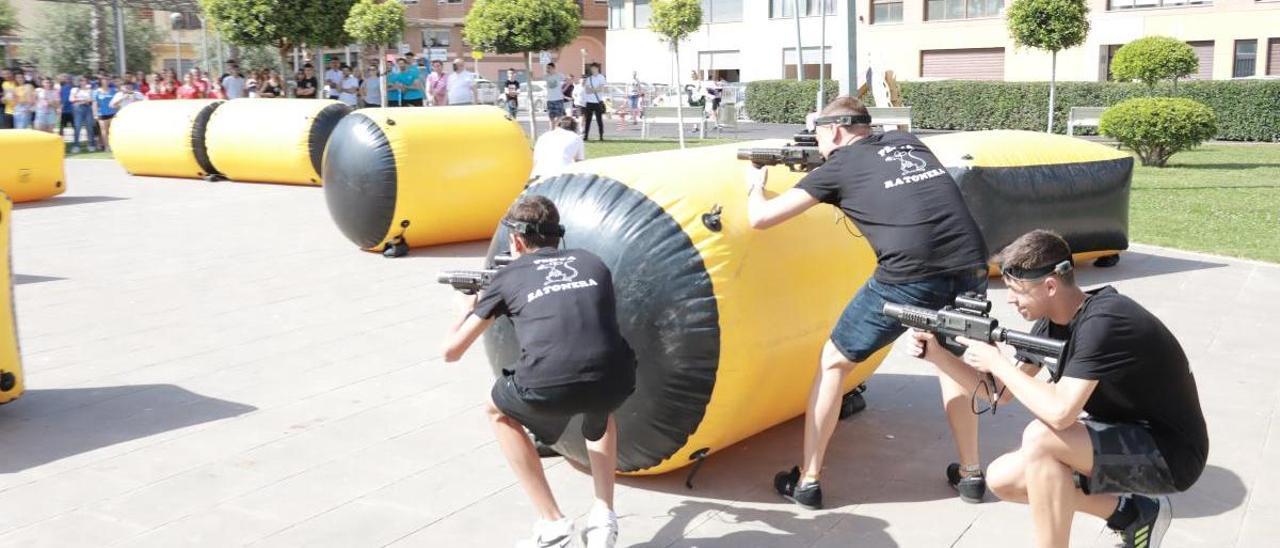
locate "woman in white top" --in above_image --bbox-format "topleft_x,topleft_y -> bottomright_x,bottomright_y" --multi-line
580,63 -> 607,141
33,77 -> 61,133
531,116 -> 585,179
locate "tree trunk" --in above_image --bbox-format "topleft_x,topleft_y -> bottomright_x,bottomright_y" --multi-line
380,48 -> 387,107
526,52 -> 537,137
89,1 -> 104,74
277,42 -> 291,94
1047,50 -> 1057,133
792,0 -> 804,81
674,43 -> 686,149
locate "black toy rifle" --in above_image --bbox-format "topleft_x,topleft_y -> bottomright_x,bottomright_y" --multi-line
736,130 -> 825,172
437,253 -> 515,295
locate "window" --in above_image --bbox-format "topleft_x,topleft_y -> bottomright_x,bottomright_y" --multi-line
1269,39 -> 1280,76
170,13 -> 202,30
698,50 -> 742,82
702,0 -> 744,22
438,0 -> 462,4
872,0 -> 903,23
422,28 -> 450,49
1187,41 -> 1214,80
635,0 -> 651,28
1107,0 -> 1211,9
770,0 -> 837,18
1233,40 -> 1257,78
1099,44 -> 1122,81
608,0 -> 624,29
920,48 -> 1005,80
782,46 -> 833,79
926,0 -> 1002,20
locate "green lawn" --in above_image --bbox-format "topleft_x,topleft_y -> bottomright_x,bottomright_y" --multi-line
1129,144 -> 1280,263
585,138 -> 737,159
67,150 -> 114,160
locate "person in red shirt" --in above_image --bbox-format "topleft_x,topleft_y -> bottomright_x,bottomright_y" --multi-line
188,68 -> 209,97
145,73 -> 174,100
176,73 -> 201,99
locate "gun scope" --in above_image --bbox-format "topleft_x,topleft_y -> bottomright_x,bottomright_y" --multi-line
954,293 -> 992,314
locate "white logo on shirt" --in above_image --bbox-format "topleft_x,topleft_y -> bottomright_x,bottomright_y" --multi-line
879,145 -> 927,176
535,256 -> 579,285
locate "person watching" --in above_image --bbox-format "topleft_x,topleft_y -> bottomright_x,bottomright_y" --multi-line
442,195 -> 636,548
912,229 -> 1207,548
445,58 -> 478,106
531,116 -> 585,179
743,96 -> 991,509
296,64 -> 318,99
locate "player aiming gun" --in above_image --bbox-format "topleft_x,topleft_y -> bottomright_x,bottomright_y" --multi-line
736,130 -> 825,172
437,253 -> 514,295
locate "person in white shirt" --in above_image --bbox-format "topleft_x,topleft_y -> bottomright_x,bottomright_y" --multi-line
338,65 -> 359,107
531,116 -> 585,179
543,62 -> 566,130
580,63 -> 606,141
221,67 -> 246,99
108,81 -> 145,112
361,66 -> 381,108
446,58 -> 478,106
324,58 -> 343,100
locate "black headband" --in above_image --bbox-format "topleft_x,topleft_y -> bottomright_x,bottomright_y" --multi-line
1001,259 -> 1074,281
813,114 -> 873,127
502,218 -> 565,238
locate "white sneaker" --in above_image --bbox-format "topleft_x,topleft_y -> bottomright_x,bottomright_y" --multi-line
582,506 -> 618,548
516,518 -> 575,548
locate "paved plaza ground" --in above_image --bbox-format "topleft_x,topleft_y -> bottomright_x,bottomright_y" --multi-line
0,159 -> 1275,547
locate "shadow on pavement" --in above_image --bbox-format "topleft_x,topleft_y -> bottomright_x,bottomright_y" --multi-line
1173,465 -> 1249,518
13,196 -> 128,210
0,385 -> 256,473
628,500 -> 896,548
14,274 -> 67,285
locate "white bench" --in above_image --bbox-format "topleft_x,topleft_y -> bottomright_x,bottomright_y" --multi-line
1067,107 -> 1107,136
867,106 -> 912,132
640,106 -> 706,139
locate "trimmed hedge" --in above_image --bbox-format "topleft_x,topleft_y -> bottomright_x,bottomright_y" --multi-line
744,79 -> 1280,141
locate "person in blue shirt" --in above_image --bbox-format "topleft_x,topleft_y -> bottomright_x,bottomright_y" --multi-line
58,74 -> 73,138
389,57 -> 423,107
91,78 -> 119,152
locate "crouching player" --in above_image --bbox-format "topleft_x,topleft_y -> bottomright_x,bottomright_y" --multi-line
443,195 -> 637,548
911,230 -> 1208,548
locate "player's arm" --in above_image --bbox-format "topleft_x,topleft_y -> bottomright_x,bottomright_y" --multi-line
744,165 -> 819,230
957,336 -> 1096,430
442,293 -> 495,362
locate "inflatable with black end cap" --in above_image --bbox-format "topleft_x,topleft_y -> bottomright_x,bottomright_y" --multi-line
0,193 -> 23,404
324,106 -> 532,251
110,99 -> 223,179
479,143 -> 885,475
922,130 -> 1133,267
205,98 -> 351,185
0,130 -> 65,203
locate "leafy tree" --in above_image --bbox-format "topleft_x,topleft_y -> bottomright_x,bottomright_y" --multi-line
22,4 -> 161,76
1111,36 -> 1199,89
464,0 -> 580,135
649,0 -> 702,148
0,0 -> 18,39
201,0 -> 356,78
1006,0 -> 1089,133
1100,97 -> 1217,167
345,0 -> 403,107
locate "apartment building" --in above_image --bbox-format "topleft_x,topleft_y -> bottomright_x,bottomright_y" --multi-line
606,0 -> 1280,89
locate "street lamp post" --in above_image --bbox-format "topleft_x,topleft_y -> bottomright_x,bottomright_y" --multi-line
170,13 -> 183,75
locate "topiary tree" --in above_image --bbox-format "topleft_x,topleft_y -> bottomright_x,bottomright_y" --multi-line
1111,36 -> 1199,90
649,0 -> 702,149
1100,97 -> 1216,167
345,0 -> 404,107
1006,0 -> 1090,133
201,0 -> 356,81
464,0 -> 581,135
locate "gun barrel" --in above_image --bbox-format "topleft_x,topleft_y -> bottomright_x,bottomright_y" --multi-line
881,302 -> 939,330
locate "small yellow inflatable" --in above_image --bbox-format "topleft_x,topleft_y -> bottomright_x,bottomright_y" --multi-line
205,99 -> 351,185
0,193 -> 23,404
482,142 -> 883,475
323,106 -> 532,252
0,130 -> 65,202
110,99 -> 224,179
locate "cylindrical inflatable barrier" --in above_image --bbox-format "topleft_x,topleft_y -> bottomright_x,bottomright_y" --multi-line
0,193 -> 23,404
111,99 -> 223,179
324,106 -> 532,251
205,98 -> 351,185
923,130 -> 1133,263
480,143 -> 885,475
0,130 -> 65,203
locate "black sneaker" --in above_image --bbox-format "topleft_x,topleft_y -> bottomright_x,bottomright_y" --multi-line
773,466 -> 823,509
946,463 -> 987,504
1119,495 -> 1171,548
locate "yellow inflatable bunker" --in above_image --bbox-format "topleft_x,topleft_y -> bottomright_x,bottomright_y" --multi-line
205,98 -> 351,185
0,193 -> 23,404
0,130 -> 65,203
323,106 -> 532,251
922,130 -> 1133,266
481,143 -> 884,475
111,99 -> 224,179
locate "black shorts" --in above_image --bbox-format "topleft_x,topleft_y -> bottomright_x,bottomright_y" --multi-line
399,98 -> 423,107
491,370 -> 634,445
1075,418 -> 1178,495
97,114 -> 114,121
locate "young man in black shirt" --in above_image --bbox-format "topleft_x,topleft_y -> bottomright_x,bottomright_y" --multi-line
745,96 -> 990,508
504,68 -> 521,119
443,196 -> 636,548
295,64 -> 318,99
913,230 -> 1207,548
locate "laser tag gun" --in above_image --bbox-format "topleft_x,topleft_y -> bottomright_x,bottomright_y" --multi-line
437,253 -> 514,295
736,130 -> 825,172
882,293 -> 1066,381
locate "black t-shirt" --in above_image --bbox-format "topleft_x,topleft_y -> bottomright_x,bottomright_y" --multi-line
473,248 -> 635,389
504,79 -> 520,103
1029,286 -> 1208,491
297,76 -> 317,98
795,131 -> 988,283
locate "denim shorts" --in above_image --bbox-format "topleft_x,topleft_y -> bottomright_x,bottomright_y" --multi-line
547,100 -> 565,118
831,268 -> 989,362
